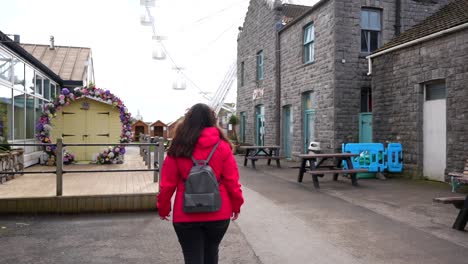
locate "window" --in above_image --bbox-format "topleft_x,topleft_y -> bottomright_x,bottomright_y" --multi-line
44,79 -> 50,100
303,23 -> 315,63
425,81 -> 446,101
35,74 -> 43,96
361,8 -> 381,53
13,89 -> 25,141
13,58 -> 24,91
360,87 -> 372,112
0,84 -> 12,140
0,49 -> 12,83
256,50 -> 263,81
240,61 -> 245,86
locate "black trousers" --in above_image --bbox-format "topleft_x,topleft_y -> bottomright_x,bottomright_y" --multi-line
173,219 -> 230,264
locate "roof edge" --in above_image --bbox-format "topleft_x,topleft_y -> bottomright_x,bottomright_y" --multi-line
0,31 -> 63,85
368,22 -> 468,58
278,0 -> 330,34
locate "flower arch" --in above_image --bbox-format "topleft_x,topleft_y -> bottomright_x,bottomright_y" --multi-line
36,85 -> 132,164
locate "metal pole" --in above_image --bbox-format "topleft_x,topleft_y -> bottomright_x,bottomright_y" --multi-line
157,137 -> 165,183
146,136 -> 151,168
56,138 -> 63,196
153,138 -> 159,183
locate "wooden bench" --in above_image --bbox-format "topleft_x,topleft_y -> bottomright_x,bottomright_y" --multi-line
433,196 -> 468,231
245,156 -> 285,169
307,168 -> 368,188
448,159 -> 468,192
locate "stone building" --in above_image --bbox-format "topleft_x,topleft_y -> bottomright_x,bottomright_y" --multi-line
369,0 -> 468,180
237,0 -> 454,159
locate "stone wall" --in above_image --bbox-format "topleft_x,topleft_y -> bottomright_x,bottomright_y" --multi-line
279,0 -> 336,155
332,0 -> 451,150
237,0 -> 282,146
237,0 -> 455,157
372,29 -> 468,178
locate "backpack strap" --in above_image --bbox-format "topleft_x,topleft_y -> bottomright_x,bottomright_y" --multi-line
191,140 -> 221,165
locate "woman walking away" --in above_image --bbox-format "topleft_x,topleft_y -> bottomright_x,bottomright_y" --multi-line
157,103 -> 244,264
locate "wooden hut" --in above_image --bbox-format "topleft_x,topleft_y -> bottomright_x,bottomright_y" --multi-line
150,120 -> 167,138
50,97 -> 121,161
131,120 -> 149,142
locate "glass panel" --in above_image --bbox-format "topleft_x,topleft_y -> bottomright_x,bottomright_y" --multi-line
303,92 -> 314,109
370,31 -> 380,52
369,11 -> 381,30
0,84 -> 13,141
44,79 -> 50,100
257,51 -> 263,81
13,58 -> 24,91
25,94 -> 35,139
35,74 -> 43,96
0,49 -> 12,83
304,25 -> 314,43
255,105 -> 264,115
13,90 -> 25,141
426,82 -> 446,101
50,83 -> 56,100
25,65 -> 34,94
307,113 -> 315,143
361,30 -> 369,52
361,11 -> 369,29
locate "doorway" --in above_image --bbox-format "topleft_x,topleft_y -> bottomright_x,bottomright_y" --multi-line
423,81 -> 446,181
255,105 -> 265,146
282,105 -> 292,158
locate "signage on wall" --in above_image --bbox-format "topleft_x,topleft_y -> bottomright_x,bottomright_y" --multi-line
252,88 -> 264,100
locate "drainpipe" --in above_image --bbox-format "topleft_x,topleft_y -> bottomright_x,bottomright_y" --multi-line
395,0 -> 402,36
275,30 -> 281,146
367,22 -> 468,75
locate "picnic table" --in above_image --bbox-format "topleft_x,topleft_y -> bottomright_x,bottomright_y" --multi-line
239,145 -> 284,169
295,153 -> 368,188
433,194 -> 468,231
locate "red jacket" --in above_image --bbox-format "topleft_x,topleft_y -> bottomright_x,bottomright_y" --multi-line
157,127 -> 244,223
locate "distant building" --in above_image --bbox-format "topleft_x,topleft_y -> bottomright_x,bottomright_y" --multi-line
131,120 -> 149,142
237,0 -> 453,161
370,0 -> 468,180
150,120 -> 168,138
0,31 -> 95,166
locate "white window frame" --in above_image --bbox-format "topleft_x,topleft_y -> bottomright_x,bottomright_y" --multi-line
303,23 -> 315,63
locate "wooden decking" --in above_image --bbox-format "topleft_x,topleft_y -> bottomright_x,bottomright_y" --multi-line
0,147 -> 160,213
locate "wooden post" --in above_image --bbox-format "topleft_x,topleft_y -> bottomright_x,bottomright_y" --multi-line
56,138 -> 63,196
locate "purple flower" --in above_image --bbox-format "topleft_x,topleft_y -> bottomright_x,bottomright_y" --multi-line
120,148 -> 126,154
62,88 -> 70,95
36,123 -> 44,131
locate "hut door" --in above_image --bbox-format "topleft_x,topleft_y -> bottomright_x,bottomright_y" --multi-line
87,103 -> 111,161
62,103 -> 87,160
423,82 -> 446,181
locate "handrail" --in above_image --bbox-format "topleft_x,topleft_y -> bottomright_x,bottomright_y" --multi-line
1,137 -> 166,196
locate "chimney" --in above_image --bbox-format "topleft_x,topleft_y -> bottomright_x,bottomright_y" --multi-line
49,35 -> 55,50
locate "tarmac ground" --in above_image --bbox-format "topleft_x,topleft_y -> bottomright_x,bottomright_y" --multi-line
0,155 -> 467,264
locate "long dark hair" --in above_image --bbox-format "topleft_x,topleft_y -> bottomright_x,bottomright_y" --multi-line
167,103 -> 230,157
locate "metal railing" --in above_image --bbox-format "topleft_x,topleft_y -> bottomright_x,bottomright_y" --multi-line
2,137 -> 165,196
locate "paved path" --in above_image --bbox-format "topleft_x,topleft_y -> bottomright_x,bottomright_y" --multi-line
1,155 -> 468,264
236,158 -> 468,264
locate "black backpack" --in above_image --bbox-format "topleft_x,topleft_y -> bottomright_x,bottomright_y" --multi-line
183,140 -> 222,213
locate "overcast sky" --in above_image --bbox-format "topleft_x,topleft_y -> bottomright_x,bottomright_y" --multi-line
0,0 -> 318,123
